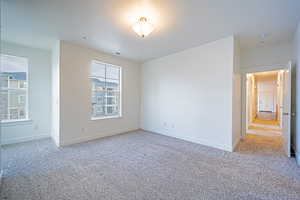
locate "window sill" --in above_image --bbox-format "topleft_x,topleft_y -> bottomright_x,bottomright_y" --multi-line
91,115 -> 122,121
1,119 -> 33,126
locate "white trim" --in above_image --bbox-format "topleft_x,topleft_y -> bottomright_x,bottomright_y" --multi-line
2,134 -> 50,145
91,115 -> 122,121
142,129 -> 234,152
51,132 -> 60,147
90,60 -> 122,120
51,135 -> 60,147
232,136 -> 241,151
59,128 -> 139,146
1,119 -> 32,126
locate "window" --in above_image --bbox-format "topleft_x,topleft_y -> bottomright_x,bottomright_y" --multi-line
0,54 -> 29,121
90,60 -> 121,119
19,95 -> 26,104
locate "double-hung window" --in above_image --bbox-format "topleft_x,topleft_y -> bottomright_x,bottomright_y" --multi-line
0,54 -> 29,122
90,60 -> 121,119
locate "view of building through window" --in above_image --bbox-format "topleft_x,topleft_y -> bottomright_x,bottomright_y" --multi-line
0,54 -> 28,121
90,60 -> 121,119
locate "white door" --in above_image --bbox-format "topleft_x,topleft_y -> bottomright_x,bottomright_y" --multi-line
259,92 -> 274,112
258,80 -> 277,112
282,62 -> 292,157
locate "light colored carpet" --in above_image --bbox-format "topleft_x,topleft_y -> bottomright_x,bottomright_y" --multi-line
1,131 -> 300,200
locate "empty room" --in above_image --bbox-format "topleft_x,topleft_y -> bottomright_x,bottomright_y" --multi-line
1,0 -> 300,199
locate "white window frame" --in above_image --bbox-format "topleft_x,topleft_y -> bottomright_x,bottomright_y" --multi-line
1,54 -> 30,123
90,60 -> 122,120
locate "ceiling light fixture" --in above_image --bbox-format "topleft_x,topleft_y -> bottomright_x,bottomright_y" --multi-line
132,17 -> 154,38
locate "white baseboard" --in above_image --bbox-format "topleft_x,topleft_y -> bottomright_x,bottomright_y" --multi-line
142,128 -> 234,152
51,133 -> 60,147
2,134 -> 51,145
232,137 -> 241,152
59,128 -> 140,147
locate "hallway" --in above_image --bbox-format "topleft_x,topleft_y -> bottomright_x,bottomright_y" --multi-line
246,70 -> 284,138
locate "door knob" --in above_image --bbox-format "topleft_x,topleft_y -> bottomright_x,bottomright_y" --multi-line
283,112 -> 289,116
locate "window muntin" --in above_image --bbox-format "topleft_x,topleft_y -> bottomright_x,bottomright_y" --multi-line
90,60 -> 121,119
0,54 -> 29,122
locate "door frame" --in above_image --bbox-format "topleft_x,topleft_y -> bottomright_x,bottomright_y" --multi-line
241,65 -> 287,140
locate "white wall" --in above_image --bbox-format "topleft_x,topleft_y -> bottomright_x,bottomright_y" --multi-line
294,22 -> 300,165
141,36 -> 240,152
58,41 -> 140,146
241,42 -> 294,69
51,41 -> 60,145
1,42 -> 52,144
232,38 -> 242,148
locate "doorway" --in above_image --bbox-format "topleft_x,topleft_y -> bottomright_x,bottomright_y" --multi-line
241,64 -> 292,157
246,70 -> 283,136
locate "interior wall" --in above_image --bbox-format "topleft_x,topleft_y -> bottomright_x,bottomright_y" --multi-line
1,42 -> 52,144
294,21 -> 300,165
241,42 -> 294,69
58,41 -> 140,146
277,72 -> 284,125
252,76 -> 258,120
232,38 -> 242,148
246,75 -> 252,125
141,36 -> 239,152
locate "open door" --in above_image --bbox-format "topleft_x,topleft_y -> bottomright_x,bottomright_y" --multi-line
282,62 -> 292,157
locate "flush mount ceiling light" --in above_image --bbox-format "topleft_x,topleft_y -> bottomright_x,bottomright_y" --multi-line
132,17 -> 154,38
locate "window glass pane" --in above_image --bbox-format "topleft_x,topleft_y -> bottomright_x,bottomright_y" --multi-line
91,77 -> 106,91
19,109 -> 25,118
91,61 -> 105,78
0,75 -> 8,88
1,55 -> 27,89
0,90 -> 8,120
90,61 -> 121,119
7,90 -> 27,120
106,65 -> 119,80
0,54 -> 28,121
9,108 -> 19,120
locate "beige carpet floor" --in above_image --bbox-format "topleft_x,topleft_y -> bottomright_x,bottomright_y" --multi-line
1,131 -> 300,200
